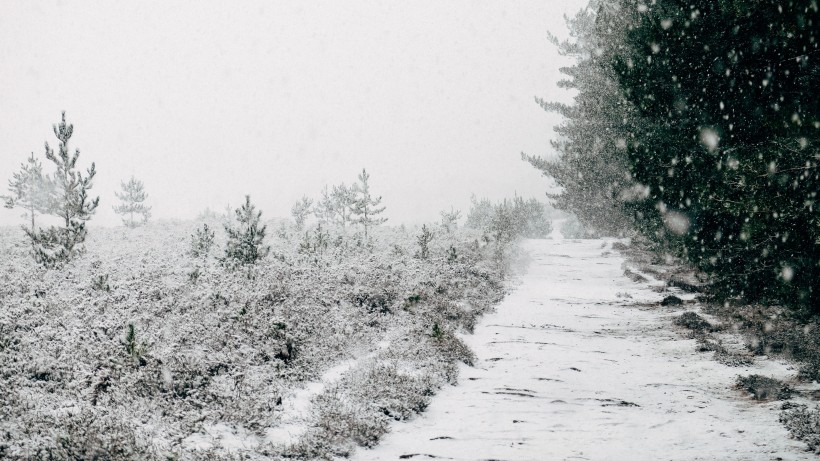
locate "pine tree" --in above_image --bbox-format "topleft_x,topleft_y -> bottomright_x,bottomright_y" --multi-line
223,195 -> 270,265
291,195 -> 313,231
331,183 -> 356,229
113,176 -> 151,228
313,186 -> 335,225
351,168 -> 387,239
27,112 -> 99,267
2,153 -> 55,234
439,208 -> 462,233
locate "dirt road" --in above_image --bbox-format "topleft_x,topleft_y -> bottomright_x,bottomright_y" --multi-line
353,239 -> 810,461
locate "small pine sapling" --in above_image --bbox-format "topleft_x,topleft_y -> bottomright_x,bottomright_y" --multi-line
190,223 -> 216,258
113,176 -> 151,227
416,224 -> 434,259
2,153 -> 55,234
351,168 -> 387,240
223,195 -> 270,265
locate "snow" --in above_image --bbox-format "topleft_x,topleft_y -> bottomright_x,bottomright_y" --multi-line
353,238 -> 814,460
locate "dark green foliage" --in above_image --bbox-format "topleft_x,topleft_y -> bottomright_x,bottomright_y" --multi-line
536,1 -> 819,311
26,112 -> 99,268
609,0 -> 819,310
223,195 -> 270,265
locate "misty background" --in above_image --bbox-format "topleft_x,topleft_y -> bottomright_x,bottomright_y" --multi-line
0,0 -> 585,228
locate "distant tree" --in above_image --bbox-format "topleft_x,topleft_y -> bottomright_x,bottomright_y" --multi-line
113,176 -> 151,228
313,186 -> 335,225
190,223 -> 215,258
439,208 -> 462,233
415,224 -> 434,259
2,153 -> 54,234
331,183 -> 356,229
27,112 -> 99,267
465,195 -> 494,230
223,195 -> 269,265
291,196 -> 313,231
351,168 -> 387,239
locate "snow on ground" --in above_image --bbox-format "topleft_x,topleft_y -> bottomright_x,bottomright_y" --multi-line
352,238 -> 813,461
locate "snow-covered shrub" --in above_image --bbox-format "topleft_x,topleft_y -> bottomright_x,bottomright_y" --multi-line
190,223 -> 215,258
780,404 -> 820,453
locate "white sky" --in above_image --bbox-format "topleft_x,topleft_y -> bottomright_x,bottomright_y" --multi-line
0,0 -> 585,227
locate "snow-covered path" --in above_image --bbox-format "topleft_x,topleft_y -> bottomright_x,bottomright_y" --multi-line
353,239 -> 811,461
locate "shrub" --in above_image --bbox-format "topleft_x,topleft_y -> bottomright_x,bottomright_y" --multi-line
190,223 -> 215,258
780,404 -> 820,453
735,375 -> 792,401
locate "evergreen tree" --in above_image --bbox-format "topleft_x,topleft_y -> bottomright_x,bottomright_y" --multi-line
523,2 -> 638,237
223,195 -> 270,265
27,112 -> 99,267
291,195 -> 313,231
351,168 -> 387,239
2,153 -> 55,234
331,183 -> 356,229
313,186 -> 335,225
608,0 -> 819,310
113,176 -> 151,228
439,208 -> 462,233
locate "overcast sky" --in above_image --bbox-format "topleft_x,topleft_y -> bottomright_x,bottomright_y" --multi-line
0,0 -> 586,227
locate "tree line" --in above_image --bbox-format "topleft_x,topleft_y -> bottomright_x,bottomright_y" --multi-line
527,0 -> 818,312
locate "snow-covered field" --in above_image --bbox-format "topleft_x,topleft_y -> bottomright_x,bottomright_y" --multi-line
353,238 -> 817,460
0,221 -> 510,459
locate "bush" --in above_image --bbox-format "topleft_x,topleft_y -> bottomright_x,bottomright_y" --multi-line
734,375 -> 792,401
780,404 -> 820,453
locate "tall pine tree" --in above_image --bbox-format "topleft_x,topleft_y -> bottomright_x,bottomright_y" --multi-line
27,112 -> 99,267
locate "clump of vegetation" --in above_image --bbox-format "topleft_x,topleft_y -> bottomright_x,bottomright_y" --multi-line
223,195 -> 269,265
91,274 -> 110,292
673,312 -> 718,333
415,224 -> 434,259
190,223 -> 215,258
735,375 -> 792,401
780,404 -> 820,453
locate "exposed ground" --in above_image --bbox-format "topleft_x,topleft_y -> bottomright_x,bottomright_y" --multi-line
352,238 -> 819,461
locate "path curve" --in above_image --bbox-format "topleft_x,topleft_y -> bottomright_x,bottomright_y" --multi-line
353,239 -> 811,461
